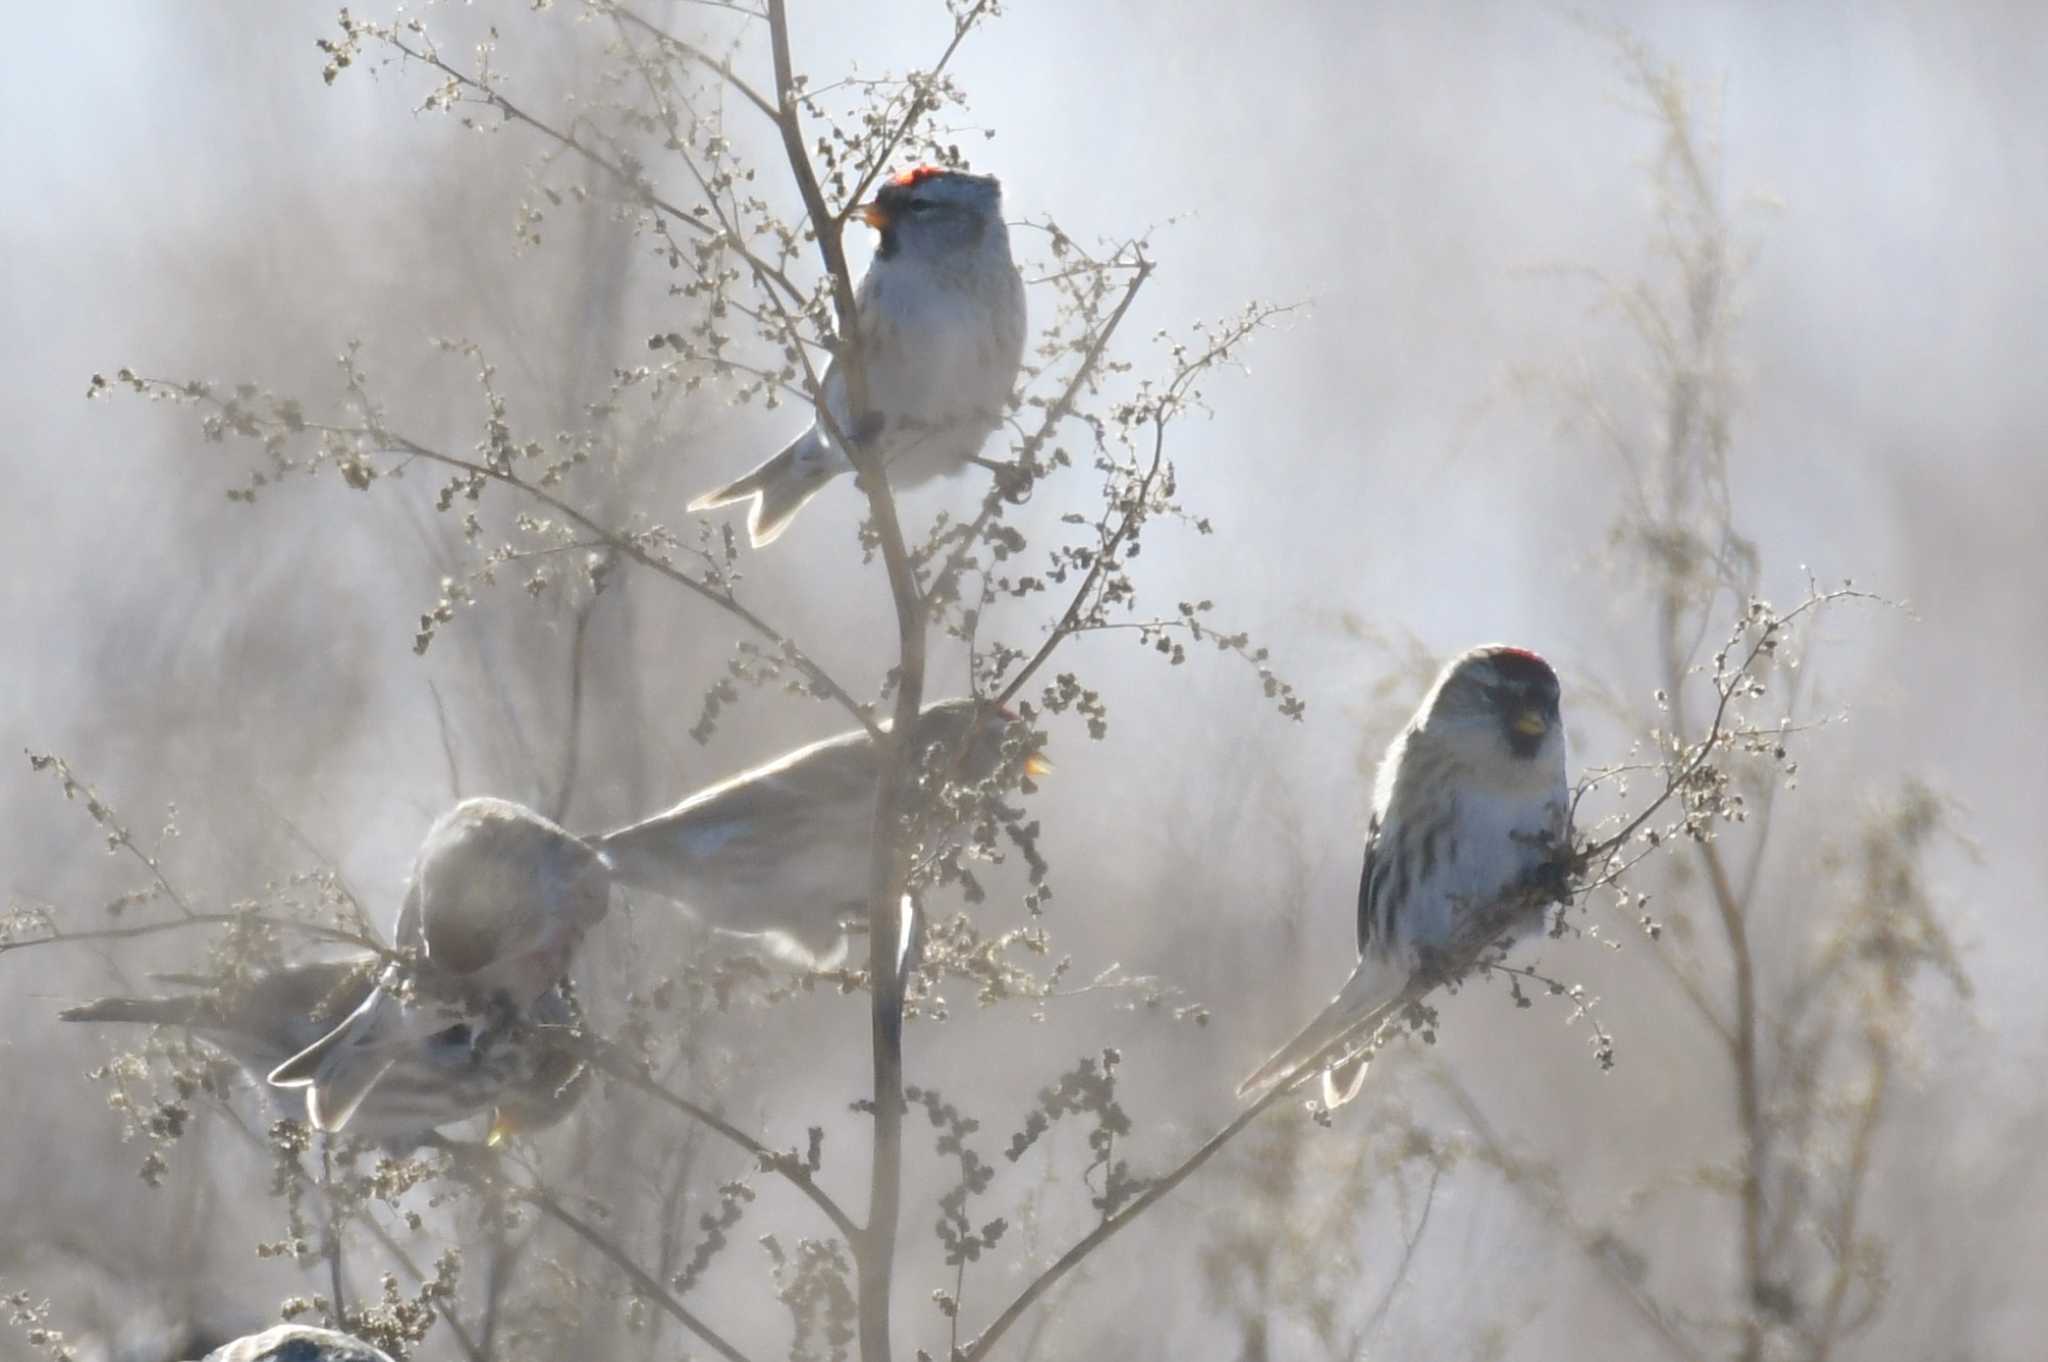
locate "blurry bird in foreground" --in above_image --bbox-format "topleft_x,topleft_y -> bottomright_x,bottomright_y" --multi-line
1238,645 -> 1572,1109
687,166 -> 1027,547
268,797 -> 611,1133
593,698 -> 1049,970
194,1324 -> 394,1362
62,959 -> 590,1147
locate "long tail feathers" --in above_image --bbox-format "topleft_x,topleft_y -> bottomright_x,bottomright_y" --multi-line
1236,958 -> 1407,1104
303,1058 -> 396,1134
686,437 -> 835,548
267,988 -> 404,1133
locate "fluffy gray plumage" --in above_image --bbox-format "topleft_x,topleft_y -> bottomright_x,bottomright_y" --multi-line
64,959 -> 588,1146
688,167 -> 1027,547
268,797 -> 610,1133
1238,644 -> 1571,1107
593,699 -> 1041,969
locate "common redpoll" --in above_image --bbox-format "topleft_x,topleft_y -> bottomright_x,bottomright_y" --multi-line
592,699 -> 1048,969
269,797 -> 611,1132
688,166 -> 1027,547
63,960 -> 591,1146
1238,645 -> 1571,1108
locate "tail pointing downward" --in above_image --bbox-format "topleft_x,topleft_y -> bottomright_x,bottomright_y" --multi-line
267,987 -> 406,1133
1235,956 -> 1409,1106
687,433 -> 838,548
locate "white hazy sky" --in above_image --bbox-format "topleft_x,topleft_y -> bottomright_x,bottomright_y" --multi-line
3,4 -> 2045,1355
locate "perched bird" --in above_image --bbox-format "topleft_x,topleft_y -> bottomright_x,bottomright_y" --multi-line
269,797 -> 611,1133
593,699 -> 1049,969
1238,645 -> 1571,1108
688,166 -> 1028,547
62,960 -> 591,1146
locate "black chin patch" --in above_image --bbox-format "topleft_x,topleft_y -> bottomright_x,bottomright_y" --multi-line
1505,723 -> 1546,760
875,225 -> 900,260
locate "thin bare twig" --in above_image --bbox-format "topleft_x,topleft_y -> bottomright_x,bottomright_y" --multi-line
1356,1162 -> 1442,1348
575,1035 -> 861,1243
994,381 -> 1164,708
1434,1069 -> 1712,1362
929,252 -> 1153,606
961,1084 -> 1292,1362
0,911 -> 379,960
608,3 -> 780,121
524,1185 -> 758,1362
764,8 -> 927,1360
550,585 -> 605,825
837,0 -> 997,216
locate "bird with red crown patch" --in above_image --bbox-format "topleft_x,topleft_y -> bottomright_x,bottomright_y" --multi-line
687,165 -> 1026,546
1239,644 -> 1572,1109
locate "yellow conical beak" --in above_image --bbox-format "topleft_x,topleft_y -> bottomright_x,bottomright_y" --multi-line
1513,710 -> 1549,738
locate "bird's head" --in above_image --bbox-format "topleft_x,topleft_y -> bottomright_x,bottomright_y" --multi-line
911,697 -> 1052,784
856,165 -> 1006,263
1420,644 -> 1565,776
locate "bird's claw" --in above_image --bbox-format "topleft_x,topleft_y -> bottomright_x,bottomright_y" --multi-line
1523,851 -> 1576,908
974,456 -> 1035,503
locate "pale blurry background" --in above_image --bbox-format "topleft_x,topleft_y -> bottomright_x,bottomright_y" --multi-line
2,3 -> 2043,1360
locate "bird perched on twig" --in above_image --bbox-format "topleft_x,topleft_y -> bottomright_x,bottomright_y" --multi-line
1238,645 -> 1572,1109
592,699 -> 1049,970
268,797 -> 611,1133
688,166 -> 1028,547
63,959 -> 591,1146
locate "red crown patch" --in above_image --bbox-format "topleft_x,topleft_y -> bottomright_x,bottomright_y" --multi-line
891,164 -> 948,187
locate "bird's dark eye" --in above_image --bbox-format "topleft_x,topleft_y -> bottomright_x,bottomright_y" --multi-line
906,198 -> 931,214
437,1023 -> 472,1046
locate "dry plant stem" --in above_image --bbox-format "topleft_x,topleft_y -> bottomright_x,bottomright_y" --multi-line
836,0 -> 995,213
932,256 -> 1153,602
383,428 -> 872,727
427,679 -> 464,799
578,1037 -> 859,1242
549,587 -> 604,825
1707,835 -> 1767,1356
1358,1162 -> 1442,1347
961,1083 -> 1294,1362
1659,608 -> 1768,1361
966,880 -> 1625,1362
209,1111 -> 489,1362
120,378 -> 872,731
1434,1069 -> 1711,1362
767,0 -> 859,336
1578,590 -> 1862,876
1809,1013 -> 1893,1360
0,910 -> 376,960
607,4 -> 781,122
524,1186 -> 757,1362
763,8 -> 933,1357
995,387 -> 1165,709
319,1144 -> 348,1327
1811,815 -> 1938,1354
378,31 -> 809,313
